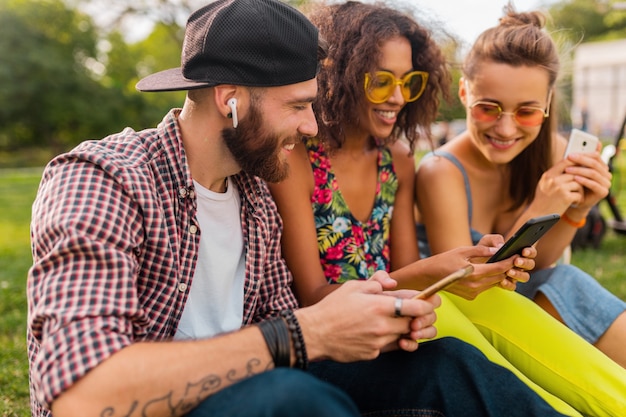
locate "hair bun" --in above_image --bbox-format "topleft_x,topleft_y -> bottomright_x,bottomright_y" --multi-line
499,4 -> 545,29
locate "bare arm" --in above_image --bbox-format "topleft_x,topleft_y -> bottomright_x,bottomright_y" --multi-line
270,141 -> 453,302
415,154 -> 535,297
268,142 -> 338,306
387,144 -> 520,298
53,280 -> 439,417
503,136 -> 611,268
52,327 -> 272,417
415,154 -> 476,255
388,142 -> 421,270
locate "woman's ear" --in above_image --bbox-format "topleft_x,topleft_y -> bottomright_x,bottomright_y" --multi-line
458,77 -> 468,106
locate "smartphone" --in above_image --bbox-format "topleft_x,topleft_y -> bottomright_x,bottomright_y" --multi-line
487,214 -> 561,263
413,265 -> 474,300
564,129 -> 599,158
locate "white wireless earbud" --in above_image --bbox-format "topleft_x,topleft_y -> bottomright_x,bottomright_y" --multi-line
601,144 -> 616,165
227,98 -> 238,128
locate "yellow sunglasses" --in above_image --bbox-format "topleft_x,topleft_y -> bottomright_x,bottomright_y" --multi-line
364,70 -> 429,104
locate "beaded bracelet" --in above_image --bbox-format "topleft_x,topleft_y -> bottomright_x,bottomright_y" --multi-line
258,317 -> 290,368
281,309 -> 309,370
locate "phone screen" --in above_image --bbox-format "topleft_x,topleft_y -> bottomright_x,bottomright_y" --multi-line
487,214 -> 560,263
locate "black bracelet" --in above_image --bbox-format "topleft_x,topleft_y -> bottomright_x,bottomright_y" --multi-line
258,317 -> 290,368
280,309 -> 309,370
270,317 -> 291,368
257,319 -> 278,364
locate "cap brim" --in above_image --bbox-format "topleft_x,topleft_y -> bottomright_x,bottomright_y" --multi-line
136,68 -> 217,92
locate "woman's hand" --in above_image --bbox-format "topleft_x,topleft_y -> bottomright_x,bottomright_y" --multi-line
530,148 -> 611,218
531,159 -> 586,216
420,235 -> 536,300
477,234 -> 537,289
564,150 -> 612,211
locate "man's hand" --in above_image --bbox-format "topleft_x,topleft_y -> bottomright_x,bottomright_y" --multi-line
297,273 -> 439,363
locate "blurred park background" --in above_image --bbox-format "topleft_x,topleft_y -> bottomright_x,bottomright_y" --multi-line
1,0 -> 625,415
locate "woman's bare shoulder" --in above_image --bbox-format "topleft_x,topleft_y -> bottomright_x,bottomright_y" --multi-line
389,139 -> 418,176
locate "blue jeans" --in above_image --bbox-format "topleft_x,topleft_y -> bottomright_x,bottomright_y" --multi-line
186,368 -> 360,417
308,337 -> 566,417
517,264 -> 626,343
188,338 -> 564,417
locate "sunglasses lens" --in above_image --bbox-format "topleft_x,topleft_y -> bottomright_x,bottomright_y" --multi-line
515,107 -> 546,126
471,103 -> 501,122
367,73 -> 395,103
403,73 -> 426,102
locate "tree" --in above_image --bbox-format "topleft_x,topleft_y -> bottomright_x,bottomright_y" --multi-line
0,0 -> 113,150
128,22 -> 187,128
99,24 -> 185,133
543,0 -> 626,130
0,0 -> 186,153
547,0 -> 626,44
434,38 -> 466,123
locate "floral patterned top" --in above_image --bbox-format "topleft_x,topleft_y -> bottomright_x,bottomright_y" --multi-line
305,136 -> 398,283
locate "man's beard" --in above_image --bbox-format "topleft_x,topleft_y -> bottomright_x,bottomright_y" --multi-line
222,102 -> 295,183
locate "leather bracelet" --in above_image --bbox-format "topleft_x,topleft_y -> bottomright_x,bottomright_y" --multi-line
281,309 -> 309,370
562,212 -> 587,228
271,318 -> 291,368
258,318 -> 290,368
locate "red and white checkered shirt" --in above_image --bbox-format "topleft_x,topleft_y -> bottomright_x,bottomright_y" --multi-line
27,110 -> 297,417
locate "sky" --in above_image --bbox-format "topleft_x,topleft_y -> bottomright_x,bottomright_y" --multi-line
402,0 -> 557,46
115,0 -> 559,45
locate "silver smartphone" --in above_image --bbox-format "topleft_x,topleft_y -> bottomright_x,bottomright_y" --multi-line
564,129 -> 599,158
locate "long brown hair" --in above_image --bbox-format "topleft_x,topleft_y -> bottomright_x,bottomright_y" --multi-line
463,3 -> 560,210
308,1 -> 450,152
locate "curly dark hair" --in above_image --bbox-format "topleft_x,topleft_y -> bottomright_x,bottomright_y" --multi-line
463,3 -> 560,210
307,1 -> 451,152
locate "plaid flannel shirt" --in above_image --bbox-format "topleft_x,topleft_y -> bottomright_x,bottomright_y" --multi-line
27,110 -> 297,417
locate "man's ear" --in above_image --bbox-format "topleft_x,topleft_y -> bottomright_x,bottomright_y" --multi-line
458,77 -> 468,106
213,85 -> 239,120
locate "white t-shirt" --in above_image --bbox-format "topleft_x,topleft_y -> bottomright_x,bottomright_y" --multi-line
175,178 -> 245,340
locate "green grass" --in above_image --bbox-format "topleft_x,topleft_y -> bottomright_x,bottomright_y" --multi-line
570,229 -> 626,299
0,168 -> 42,417
569,152 -> 626,300
0,156 -> 625,416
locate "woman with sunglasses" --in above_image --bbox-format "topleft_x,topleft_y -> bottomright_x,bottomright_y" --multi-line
415,4 -> 626,368
269,2 -> 626,415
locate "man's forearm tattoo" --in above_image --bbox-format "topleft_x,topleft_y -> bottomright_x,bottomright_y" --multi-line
99,358 -> 270,417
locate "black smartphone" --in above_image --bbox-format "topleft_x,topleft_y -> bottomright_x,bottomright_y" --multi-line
413,265 -> 474,300
487,214 -> 561,263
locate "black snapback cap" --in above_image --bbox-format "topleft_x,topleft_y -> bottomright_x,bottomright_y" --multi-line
136,0 -> 319,92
